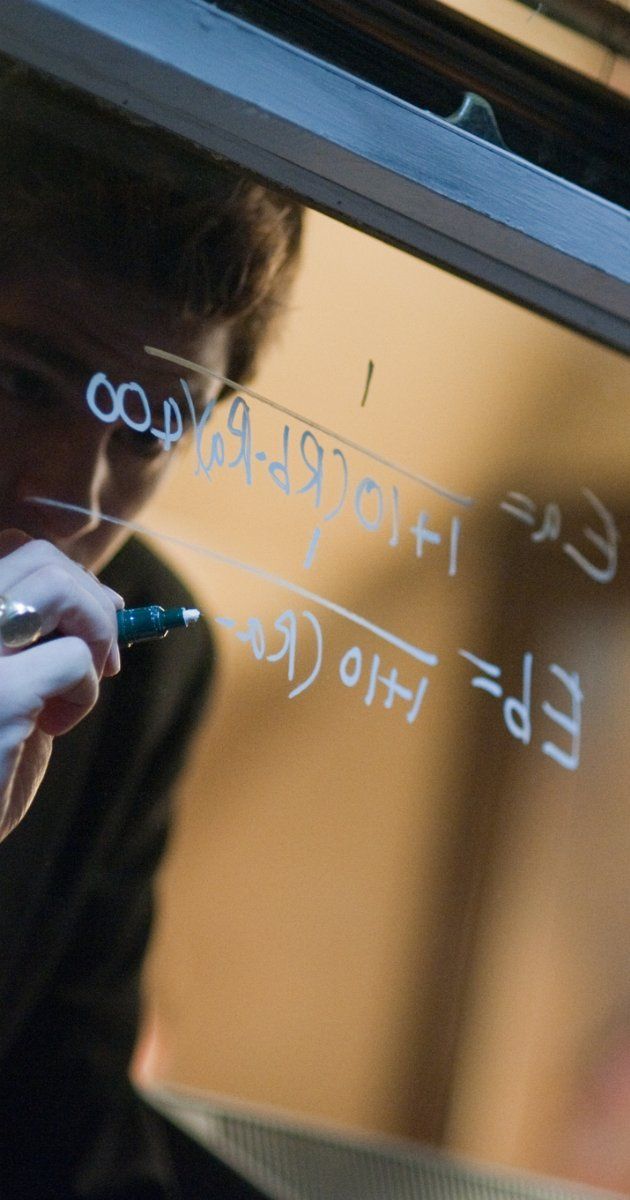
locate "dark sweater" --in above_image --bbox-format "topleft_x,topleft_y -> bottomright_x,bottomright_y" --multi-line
0,538 -> 266,1199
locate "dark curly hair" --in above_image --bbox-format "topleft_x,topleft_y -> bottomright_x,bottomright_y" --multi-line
0,61 -> 303,394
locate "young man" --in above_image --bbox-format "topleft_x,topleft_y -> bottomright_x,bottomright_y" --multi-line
0,65 -> 301,1197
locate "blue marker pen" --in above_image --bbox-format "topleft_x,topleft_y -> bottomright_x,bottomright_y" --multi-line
117,605 -> 201,647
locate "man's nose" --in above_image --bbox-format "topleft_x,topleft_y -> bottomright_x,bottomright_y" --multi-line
16,425 -> 109,543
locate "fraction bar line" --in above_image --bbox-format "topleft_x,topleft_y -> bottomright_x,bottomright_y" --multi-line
29,497 -> 439,668
144,345 -> 473,509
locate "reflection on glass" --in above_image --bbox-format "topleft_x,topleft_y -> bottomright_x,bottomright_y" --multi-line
0,48 -> 628,1200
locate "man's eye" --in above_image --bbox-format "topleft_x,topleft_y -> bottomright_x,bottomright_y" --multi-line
0,366 -> 55,407
112,425 -> 164,460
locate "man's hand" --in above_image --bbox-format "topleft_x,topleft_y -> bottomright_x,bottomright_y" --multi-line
0,532 -> 123,841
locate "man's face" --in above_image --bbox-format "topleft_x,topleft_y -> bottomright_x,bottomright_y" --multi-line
0,261 -> 228,572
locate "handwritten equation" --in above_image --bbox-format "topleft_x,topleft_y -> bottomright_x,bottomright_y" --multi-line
500,488 -> 618,584
78,360 -> 622,775
217,607 -> 582,771
85,372 -> 619,586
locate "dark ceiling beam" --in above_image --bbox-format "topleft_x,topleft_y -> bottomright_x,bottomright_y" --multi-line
213,0 -> 630,209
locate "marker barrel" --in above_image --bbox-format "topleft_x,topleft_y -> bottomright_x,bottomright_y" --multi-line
117,605 -> 189,646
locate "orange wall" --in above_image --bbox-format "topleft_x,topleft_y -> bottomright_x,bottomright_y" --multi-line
139,201 -> 629,1190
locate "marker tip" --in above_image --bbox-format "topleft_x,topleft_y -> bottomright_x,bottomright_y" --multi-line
183,608 -> 201,626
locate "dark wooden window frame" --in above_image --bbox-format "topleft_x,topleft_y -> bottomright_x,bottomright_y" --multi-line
0,0 -> 628,353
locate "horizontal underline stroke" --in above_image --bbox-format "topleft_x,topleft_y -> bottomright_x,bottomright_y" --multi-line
29,497 -> 439,668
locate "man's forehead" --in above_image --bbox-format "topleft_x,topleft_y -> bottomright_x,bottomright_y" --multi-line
0,267 -> 230,400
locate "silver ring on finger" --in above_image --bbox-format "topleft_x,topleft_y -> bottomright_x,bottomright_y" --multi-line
0,596 -> 44,649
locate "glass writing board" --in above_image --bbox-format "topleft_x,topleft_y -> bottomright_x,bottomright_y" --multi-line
0,51 -> 629,1195
144,205 -> 629,1189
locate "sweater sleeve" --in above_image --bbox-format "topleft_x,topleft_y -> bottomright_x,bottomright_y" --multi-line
0,546 -> 216,1198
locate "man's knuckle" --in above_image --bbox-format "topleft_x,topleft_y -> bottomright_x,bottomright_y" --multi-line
42,563 -> 69,594
77,641 -> 95,673
30,539 -> 59,564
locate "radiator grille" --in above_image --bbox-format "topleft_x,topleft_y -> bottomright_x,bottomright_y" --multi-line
145,1087 -> 618,1200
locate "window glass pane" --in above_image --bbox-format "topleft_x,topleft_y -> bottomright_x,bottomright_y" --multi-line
147,202 -> 630,1189
0,55 -> 628,1197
